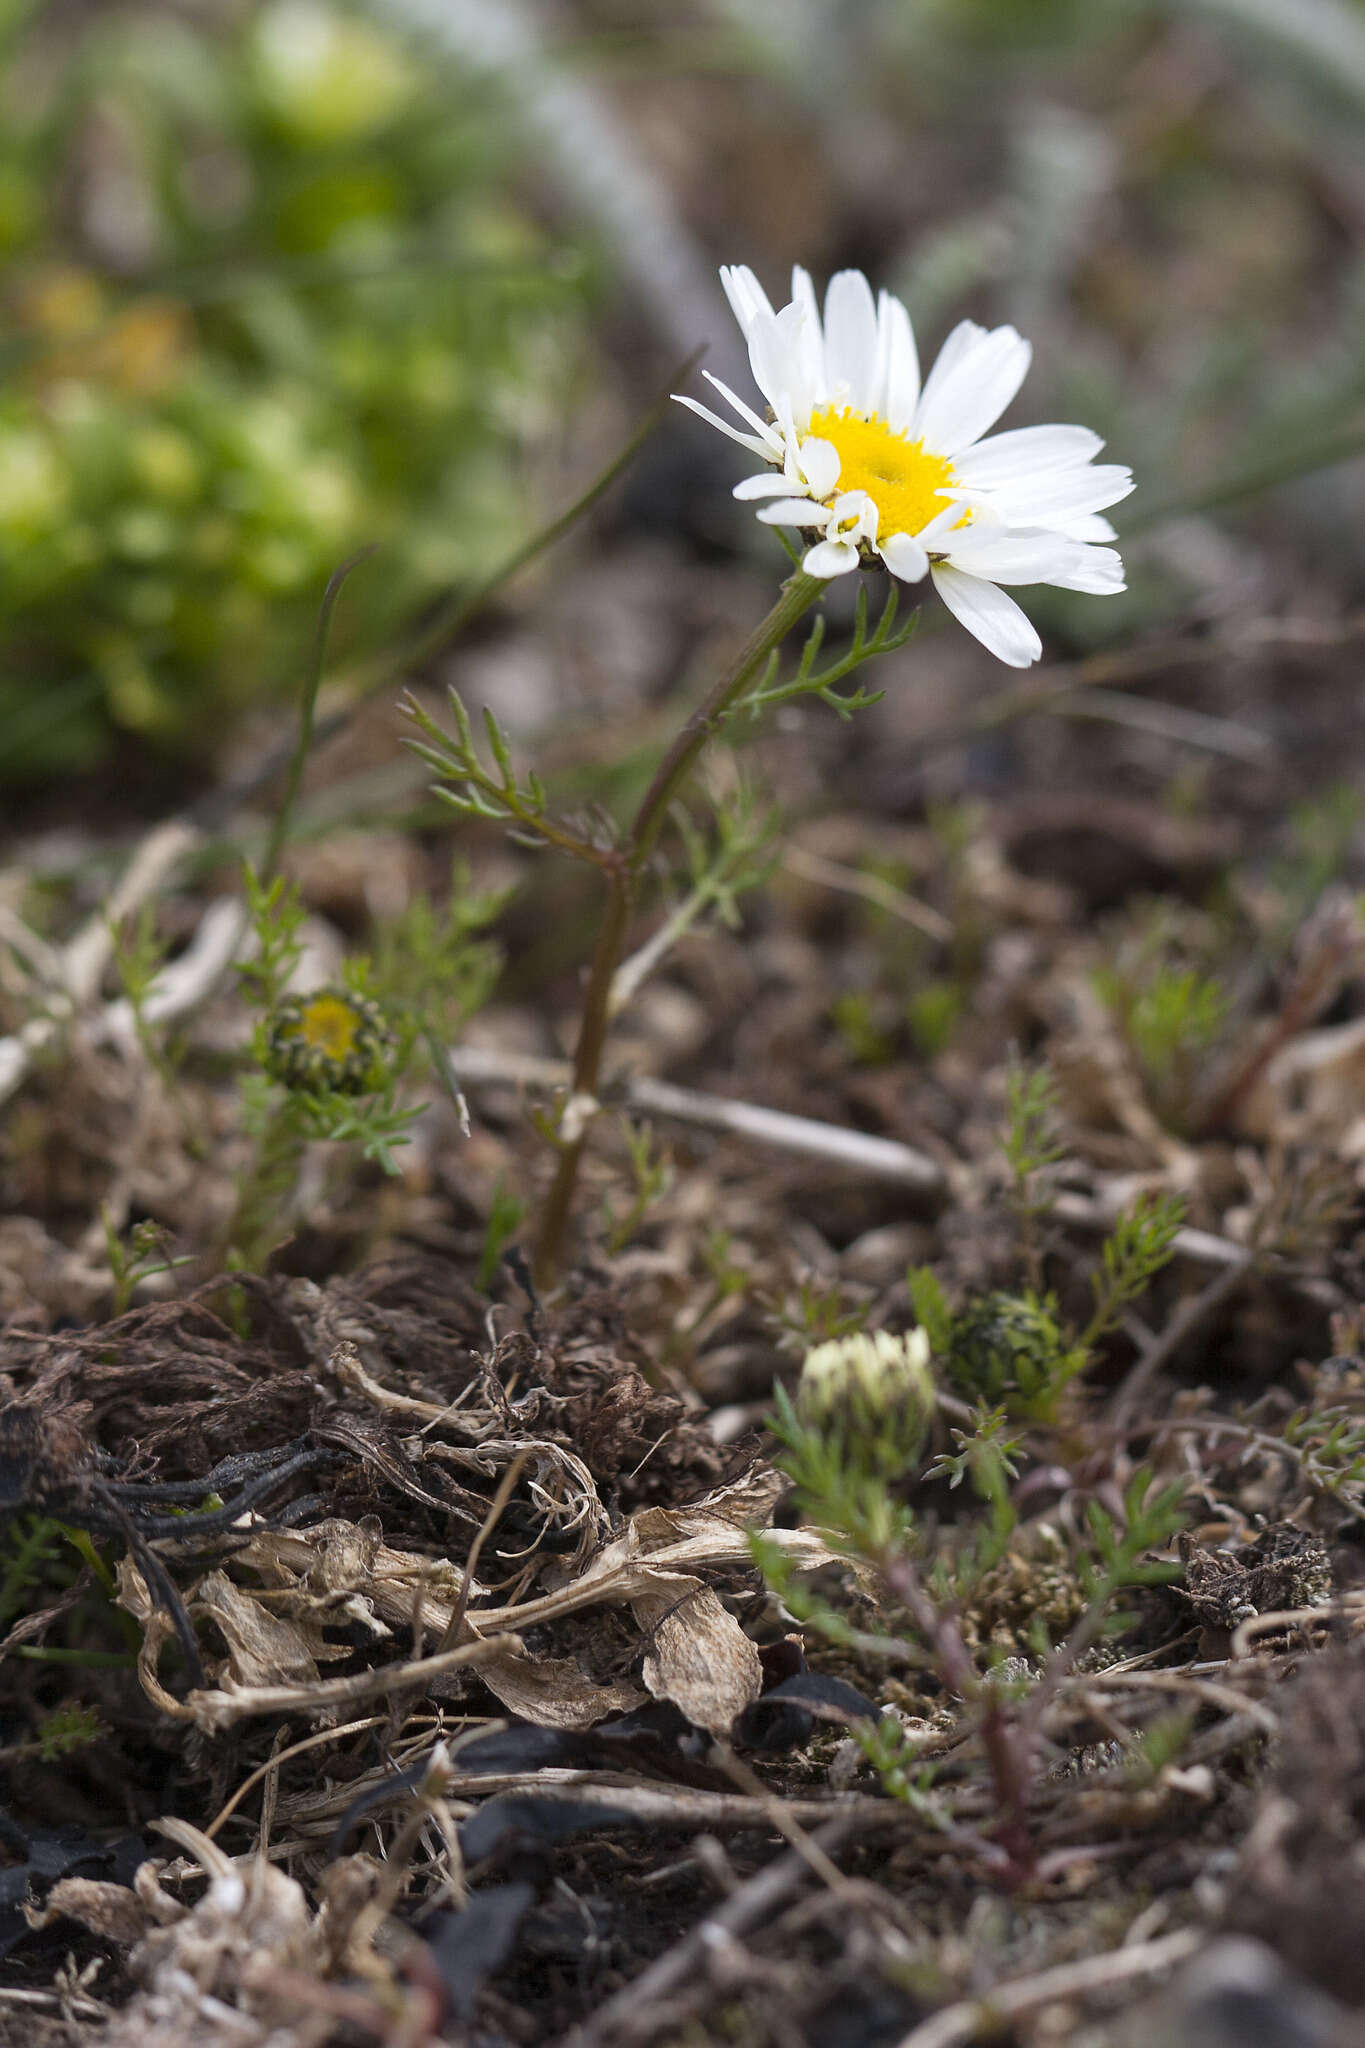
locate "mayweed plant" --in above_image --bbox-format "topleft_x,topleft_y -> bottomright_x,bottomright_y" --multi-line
409,263 -> 1133,1280
795,1329 -> 936,1479
762,1312 -> 1185,1882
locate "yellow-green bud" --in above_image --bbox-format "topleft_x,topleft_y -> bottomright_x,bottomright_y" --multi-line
796,1327 -> 935,1475
263,987 -> 393,1096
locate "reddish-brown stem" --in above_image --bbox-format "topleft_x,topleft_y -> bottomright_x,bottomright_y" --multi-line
878,1550 -> 1038,1883
531,859 -> 636,1289
532,571 -> 825,1287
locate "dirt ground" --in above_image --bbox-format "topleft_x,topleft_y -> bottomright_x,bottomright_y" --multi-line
3,521 -> 1365,2045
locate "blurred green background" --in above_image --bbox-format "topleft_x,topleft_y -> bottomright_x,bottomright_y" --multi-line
3,0 -> 1364,785
0,0 -> 593,781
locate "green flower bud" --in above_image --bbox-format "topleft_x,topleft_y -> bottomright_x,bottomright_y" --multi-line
944,1291 -> 1071,1408
796,1328 -> 935,1476
264,987 -> 393,1095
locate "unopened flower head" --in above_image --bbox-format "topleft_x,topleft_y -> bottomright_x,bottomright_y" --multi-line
675,265 -> 1133,668
945,1290 -> 1072,1409
264,986 -> 393,1096
796,1326 -> 935,1475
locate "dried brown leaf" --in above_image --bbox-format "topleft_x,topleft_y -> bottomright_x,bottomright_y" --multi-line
473,1639 -> 646,1725
633,1576 -> 763,1736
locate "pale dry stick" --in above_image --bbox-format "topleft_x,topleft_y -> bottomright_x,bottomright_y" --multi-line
1046,684 -> 1271,763
712,1744 -> 858,1898
451,1043 -> 946,1195
1051,1188 -> 1251,1275
182,1629 -> 529,1731
630,1074 -> 946,1192
1146,1408 -> 1365,1523
608,889 -> 716,1020
98,894 -> 250,1052
1200,906 -> 1365,1136
1124,1896 -> 1175,1948
346,1743 -> 465,1966
1062,1664 -> 1280,1737
450,1041 -> 1266,1274
893,1927 -> 1204,2048
1108,1256 -> 1251,1431
437,1446 -> 531,1653
780,843 -> 953,942
903,614 -> 1365,782
205,1715 -> 386,1841
257,1723 -> 291,1858
371,0 -> 733,369
1180,1710 -> 1289,1776
331,1339 -> 470,1426
0,1988 -> 108,2022
564,1814 -> 864,2048
0,905 -> 63,985
440,1778 -> 895,1836
272,1768 -> 890,1848
0,817 -> 199,1104
1231,1595 -> 1365,1660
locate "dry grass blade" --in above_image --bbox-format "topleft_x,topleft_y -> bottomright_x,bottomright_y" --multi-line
892,1929 -> 1205,2048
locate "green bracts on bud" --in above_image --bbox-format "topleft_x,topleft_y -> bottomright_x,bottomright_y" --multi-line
943,1289 -> 1076,1410
264,987 -> 394,1096
796,1328 -> 935,1476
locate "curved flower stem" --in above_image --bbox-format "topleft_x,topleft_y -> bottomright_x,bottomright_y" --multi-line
533,569 -> 826,1286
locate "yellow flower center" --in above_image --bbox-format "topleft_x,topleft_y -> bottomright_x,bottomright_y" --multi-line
295,993 -> 364,1061
806,406 -> 960,538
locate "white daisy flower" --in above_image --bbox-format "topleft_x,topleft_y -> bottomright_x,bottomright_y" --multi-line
675,265 -> 1134,668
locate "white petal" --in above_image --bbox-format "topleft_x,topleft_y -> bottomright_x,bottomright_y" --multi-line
877,530 -> 930,582
719,264 -> 774,333
802,537 -> 860,578
798,436 -> 840,499
915,318 -> 986,401
875,290 -> 920,432
1045,545 -> 1126,594
789,266 -> 827,407
701,371 -> 783,454
830,489 -> 869,518
915,502 -> 971,548
756,498 -> 834,527
914,324 -> 1032,456
939,532 -> 1085,585
830,489 -> 878,539
823,269 -> 880,411
1061,512 -> 1118,543
932,565 -> 1043,667
985,463 -> 1134,525
672,393 -> 771,459
746,309 -> 804,417
734,472 -> 803,500
773,300 -> 817,424
953,423 -> 1103,487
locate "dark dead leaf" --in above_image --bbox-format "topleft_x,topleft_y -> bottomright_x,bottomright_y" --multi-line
422,1882 -> 537,2023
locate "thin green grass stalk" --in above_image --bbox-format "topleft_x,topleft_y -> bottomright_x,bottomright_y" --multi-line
0,1518 -> 63,1634
259,545 -> 377,889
